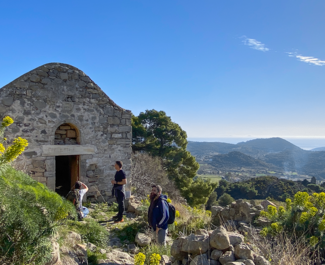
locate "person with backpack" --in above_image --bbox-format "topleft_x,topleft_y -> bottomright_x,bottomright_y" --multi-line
148,184 -> 170,246
111,161 -> 127,223
67,181 -> 89,220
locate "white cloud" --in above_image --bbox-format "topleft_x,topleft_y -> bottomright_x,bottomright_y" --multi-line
287,52 -> 325,66
242,37 -> 269,52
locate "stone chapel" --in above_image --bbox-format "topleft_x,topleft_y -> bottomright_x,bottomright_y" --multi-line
0,63 -> 132,201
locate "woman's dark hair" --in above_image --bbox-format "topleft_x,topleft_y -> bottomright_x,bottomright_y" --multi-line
116,161 -> 123,169
75,181 -> 81,189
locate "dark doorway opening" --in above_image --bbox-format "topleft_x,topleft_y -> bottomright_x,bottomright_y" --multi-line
55,155 -> 79,197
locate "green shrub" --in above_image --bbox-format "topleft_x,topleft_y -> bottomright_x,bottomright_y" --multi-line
218,193 -> 235,206
87,249 -> 107,265
65,219 -> 109,247
0,167 -> 76,265
116,222 -> 144,243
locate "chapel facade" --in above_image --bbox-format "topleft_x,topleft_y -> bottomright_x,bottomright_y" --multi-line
0,63 -> 132,201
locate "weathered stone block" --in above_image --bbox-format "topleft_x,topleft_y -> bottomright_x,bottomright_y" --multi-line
2,97 -> 13,107
60,73 -> 68,80
30,75 -> 41,82
60,125 -> 71,130
108,117 -> 120,124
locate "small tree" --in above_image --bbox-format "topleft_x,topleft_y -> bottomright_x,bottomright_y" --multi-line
218,193 -> 235,207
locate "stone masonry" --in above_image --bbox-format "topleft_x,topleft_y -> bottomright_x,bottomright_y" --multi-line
0,62 -> 132,201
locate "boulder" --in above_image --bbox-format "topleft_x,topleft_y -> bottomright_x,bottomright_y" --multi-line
254,256 -> 270,265
210,260 -> 221,265
86,242 -> 97,252
98,250 -> 134,265
211,249 -> 223,260
60,244 -> 88,265
161,255 -> 171,265
234,244 -> 255,260
181,234 -> 209,255
45,241 -> 60,265
219,251 -> 235,265
261,200 -> 276,210
135,232 -> 151,247
171,236 -> 187,260
66,231 -> 82,244
223,262 -> 245,265
228,232 -> 244,246
127,200 -> 140,213
190,254 -> 209,265
210,226 -> 231,250
211,206 -> 224,217
127,243 -> 139,254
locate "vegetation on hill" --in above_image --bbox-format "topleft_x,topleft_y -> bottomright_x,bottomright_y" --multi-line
215,176 -> 312,202
132,109 -> 216,206
210,151 -> 276,170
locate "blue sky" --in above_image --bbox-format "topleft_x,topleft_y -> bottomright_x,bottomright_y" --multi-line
1,1 -> 325,139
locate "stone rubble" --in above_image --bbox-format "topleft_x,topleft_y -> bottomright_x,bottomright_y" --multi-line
171,227 -> 270,265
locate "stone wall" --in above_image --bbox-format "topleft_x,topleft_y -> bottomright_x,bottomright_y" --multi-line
0,62 -> 132,201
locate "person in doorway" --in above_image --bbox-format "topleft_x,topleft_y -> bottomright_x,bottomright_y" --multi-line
111,161 -> 127,223
148,184 -> 169,246
74,181 -> 89,219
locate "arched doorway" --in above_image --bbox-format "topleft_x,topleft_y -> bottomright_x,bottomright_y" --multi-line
54,123 -> 80,196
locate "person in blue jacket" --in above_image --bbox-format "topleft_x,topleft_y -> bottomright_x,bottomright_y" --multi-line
148,184 -> 169,245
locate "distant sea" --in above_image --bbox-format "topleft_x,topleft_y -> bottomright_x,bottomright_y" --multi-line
187,137 -> 325,151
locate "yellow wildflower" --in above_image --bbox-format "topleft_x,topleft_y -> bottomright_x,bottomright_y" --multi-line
166,198 -> 172,203
135,252 -> 146,265
309,236 -> 319,246
1,116 -> 14,127
278,206 -> 286,217
260,227 -> 268,237
0,143 -> 5,154
149,253 -> 161,265
3,137 -> 28,162
175,210 -> 180,218
267,205 -> 277,217
299,212 -> 309,224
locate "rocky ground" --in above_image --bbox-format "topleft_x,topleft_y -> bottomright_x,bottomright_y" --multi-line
50,197 -> 273,265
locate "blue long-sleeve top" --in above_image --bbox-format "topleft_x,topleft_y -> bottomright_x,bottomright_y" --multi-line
150,194 -> 170,231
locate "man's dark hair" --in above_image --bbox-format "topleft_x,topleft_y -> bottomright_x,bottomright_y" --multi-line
75,181 -> 81,189
116,161 -> 123,168
152,184 -> 162,193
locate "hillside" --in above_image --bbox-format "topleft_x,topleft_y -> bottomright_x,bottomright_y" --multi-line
312,147 -> 325,151
189,137 -> 325,180
188,137 -> 302,159
210,151 -> 277,170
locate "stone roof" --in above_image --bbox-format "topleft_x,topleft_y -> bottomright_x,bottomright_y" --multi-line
0,62 -> 130,112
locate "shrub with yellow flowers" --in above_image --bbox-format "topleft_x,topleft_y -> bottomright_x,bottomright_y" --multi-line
134,252 -> 146,265
0,116 -> 29,168
259,191 -> 325,249
149,253 -> 161,265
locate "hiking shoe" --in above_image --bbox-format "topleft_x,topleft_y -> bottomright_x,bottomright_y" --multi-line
114,219 -> 124,224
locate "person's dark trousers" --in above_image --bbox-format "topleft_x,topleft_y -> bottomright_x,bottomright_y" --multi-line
115,190 -> 124,220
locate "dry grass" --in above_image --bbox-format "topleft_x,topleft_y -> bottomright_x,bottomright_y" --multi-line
246,226 -> 321,265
